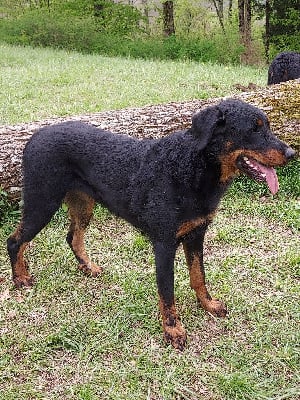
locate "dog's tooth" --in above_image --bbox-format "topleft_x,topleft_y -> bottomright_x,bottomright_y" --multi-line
244,156 -> 249,161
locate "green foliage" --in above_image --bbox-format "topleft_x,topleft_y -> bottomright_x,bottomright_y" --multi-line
0,189 -> 20,228
269,33 -> 300,59
7,0 -> 300,64
0,9 -> 97,52
0,189 -> 9,222
269,0 -> 300,55
173,0 -> 215,38
0,1 -> 246,64
52,0 -> 93,16
0,11 -> 244,64
93,0 -> 146,36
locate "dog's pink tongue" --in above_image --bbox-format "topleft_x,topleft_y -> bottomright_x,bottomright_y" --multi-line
256,162 -> 279,195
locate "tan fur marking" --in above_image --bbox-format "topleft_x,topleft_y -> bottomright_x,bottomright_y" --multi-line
65,191 -> 102,276
257,118 -> 264,126
220,148 -> 288,183
9,222 -> 33,286
12,242 -> 33,287
183,245 -> 210,301
219,150 -> 242,183
11,222 -> 23,242
176,212 -> 215,239
183,246 -> 227,317
14,242 -> 29,275
159,296 -> 186,350
70,229 -> 87,262
225,141 -> 234,151
259,149 -> 287,165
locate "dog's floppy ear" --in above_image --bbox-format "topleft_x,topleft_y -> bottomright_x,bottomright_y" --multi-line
190,106 -> 225,149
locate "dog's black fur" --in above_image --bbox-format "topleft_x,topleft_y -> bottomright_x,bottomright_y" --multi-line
7,99 -> 295,350
268,51 -> 300,85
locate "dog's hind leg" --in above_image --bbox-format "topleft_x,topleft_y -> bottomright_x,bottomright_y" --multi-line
7,196 -> 62,288
7,224 -> 33,288
183,231 -> 227,318
65,190 -> 102,277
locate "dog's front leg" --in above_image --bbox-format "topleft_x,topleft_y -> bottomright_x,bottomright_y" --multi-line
183,231 -> 227,318
154,242 -> 187,350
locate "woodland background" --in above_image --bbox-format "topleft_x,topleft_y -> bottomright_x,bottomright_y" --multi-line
0,0 -> 299,65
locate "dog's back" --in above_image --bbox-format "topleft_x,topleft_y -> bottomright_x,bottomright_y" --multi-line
24,121 -> 151,216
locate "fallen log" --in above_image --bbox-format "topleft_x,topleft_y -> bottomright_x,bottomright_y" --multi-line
0,80 -> 299,201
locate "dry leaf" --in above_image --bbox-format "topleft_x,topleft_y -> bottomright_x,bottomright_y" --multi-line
0,288 -> 10,302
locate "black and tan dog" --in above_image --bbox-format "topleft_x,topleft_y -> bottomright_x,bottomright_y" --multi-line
7,99 -> 295,350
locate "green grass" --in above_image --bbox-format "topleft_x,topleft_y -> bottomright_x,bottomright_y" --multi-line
1,196 -> 299,399
0,43 -> 267,125
0,44 -> 299,399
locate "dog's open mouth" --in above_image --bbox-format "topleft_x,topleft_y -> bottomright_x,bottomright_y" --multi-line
238,156 -> 279,194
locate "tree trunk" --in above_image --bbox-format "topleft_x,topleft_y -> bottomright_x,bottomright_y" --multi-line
141,0 -> 150,31
217,0 -> 224,20
163,1 -> 175,36
228,0 -> 233,21
0,81 -> 299,201
245,0 -> 251,43
211,0 -> 226,34
238,0 -> 245,37
265,0 -> 271,62
238,0 -> 252,63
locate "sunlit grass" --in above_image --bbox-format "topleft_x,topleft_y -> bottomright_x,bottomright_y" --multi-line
0,200 -> 299,399
0,43 -> 267,125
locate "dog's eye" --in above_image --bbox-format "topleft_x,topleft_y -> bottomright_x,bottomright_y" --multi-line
253,118 -> 264,132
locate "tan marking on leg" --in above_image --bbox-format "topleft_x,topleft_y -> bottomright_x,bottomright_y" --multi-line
159,296 -> 187,350
12,241 -> 33,288
176,213 -> 215,239
183,244 -> 227,317
8,222 -> 33,287
65,191 -> 102,277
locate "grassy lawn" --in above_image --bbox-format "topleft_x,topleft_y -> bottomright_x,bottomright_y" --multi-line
0,44 -> 299,399
0,43 -> 267,125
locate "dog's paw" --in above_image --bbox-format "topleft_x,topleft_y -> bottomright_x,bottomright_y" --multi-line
78,263 -> 103,277
13,275 -> 34,288
163,321 -> 187,351
200,298 -> 227,318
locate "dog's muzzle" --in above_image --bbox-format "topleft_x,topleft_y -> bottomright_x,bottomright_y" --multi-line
284,147 -> 296,161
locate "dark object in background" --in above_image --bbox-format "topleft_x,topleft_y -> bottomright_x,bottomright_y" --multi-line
268,51 -> 300,85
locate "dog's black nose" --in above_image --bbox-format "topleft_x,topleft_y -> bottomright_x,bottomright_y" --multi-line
285,147 -> 296,160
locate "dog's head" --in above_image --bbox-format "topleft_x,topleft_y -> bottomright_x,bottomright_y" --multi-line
190,99 -> 296,194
